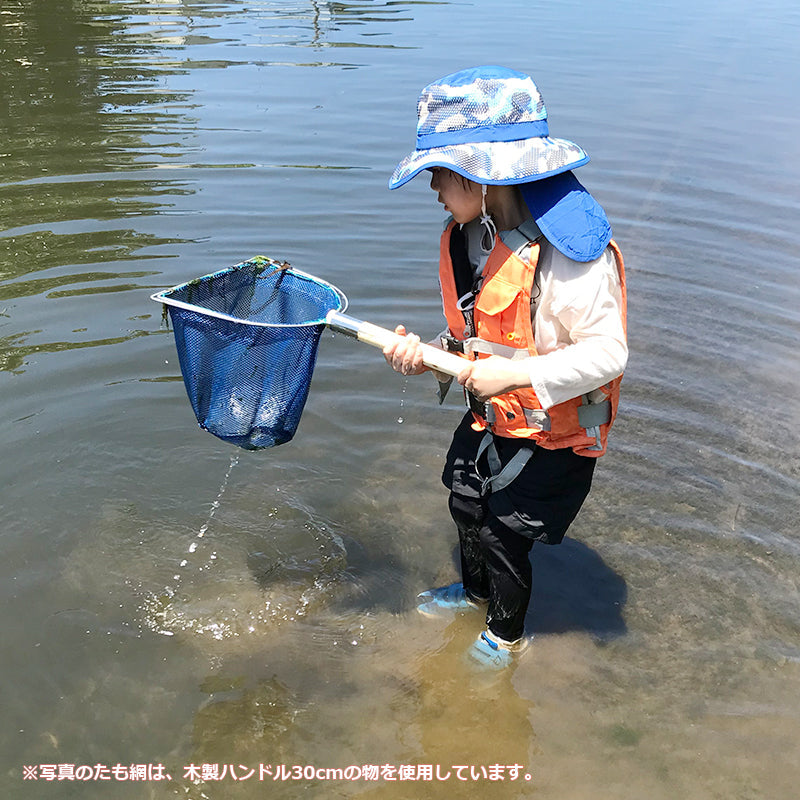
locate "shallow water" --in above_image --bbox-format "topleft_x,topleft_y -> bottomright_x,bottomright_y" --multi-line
2,0 -> 799,798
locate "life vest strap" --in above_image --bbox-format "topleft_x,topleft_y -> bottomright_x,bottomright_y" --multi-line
441,333 -> 532,361
576,398 -> 612,428
474,396 -> 611,439
577,395 -> 611,451
463,337 -> 532,360
476,432 -> 535,495
499,219 -> 543,259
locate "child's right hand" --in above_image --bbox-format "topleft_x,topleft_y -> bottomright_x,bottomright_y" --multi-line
382,325 -> 429,376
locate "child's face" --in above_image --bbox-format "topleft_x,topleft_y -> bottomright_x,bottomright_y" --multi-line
429,167 -> 482,224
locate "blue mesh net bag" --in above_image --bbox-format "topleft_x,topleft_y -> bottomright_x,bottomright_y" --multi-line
152,256 -> 346,450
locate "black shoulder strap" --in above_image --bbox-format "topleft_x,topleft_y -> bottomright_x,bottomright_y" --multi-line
448,224 -> 474,300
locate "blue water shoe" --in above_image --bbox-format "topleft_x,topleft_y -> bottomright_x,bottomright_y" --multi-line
468,630 -> 529,669
416,582 -> 485,618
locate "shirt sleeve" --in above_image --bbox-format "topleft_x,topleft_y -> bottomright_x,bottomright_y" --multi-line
527,244 -> 627,410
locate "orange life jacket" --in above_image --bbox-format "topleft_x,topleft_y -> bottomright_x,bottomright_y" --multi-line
439,220 -> 626,457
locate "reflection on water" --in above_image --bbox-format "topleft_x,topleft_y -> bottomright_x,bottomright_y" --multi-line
2,0 -> 800,798
0,0 -> 198,379
0,326 -> 158,375
0,1 -> 194,181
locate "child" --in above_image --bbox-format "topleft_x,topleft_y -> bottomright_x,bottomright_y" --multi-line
383,66 -> 627,668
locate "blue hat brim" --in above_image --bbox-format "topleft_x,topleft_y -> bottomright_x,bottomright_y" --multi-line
388,138 -> 590,190
521,171 -> 612,262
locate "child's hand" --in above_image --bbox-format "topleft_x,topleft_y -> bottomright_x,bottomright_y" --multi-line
457,356 -> 531,401
383,325 -> 429,376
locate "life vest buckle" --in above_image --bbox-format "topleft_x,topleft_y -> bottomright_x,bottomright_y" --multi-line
466,391 -> 495,424
440,334 -> 464,354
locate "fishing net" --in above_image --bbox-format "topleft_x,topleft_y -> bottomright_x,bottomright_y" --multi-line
153,256 -> 346,450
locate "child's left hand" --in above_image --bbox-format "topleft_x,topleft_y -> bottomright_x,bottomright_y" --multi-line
457,356 -> 531,402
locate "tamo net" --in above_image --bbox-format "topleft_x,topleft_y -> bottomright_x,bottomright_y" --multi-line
153,257 -> 345,450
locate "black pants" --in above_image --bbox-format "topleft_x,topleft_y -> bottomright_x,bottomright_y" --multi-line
442,413 -> 596,642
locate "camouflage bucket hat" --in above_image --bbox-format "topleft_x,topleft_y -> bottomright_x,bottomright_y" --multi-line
389,66 -> 589,189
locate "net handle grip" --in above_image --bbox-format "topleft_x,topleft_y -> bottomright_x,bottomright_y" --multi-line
326,311 -> 467,378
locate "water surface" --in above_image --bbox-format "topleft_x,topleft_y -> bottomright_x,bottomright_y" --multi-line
1,1 -> 799,798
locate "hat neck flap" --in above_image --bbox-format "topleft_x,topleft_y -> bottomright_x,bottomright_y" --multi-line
521,171 -> 611,262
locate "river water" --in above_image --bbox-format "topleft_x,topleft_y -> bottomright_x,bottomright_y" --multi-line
1,1 -> 799,798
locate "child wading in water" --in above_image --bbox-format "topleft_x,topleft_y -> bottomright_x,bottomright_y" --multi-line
384,66 -> 627,668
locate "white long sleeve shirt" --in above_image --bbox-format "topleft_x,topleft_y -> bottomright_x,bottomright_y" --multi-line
527,240 -> 627,409
460,218 -> 627,411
